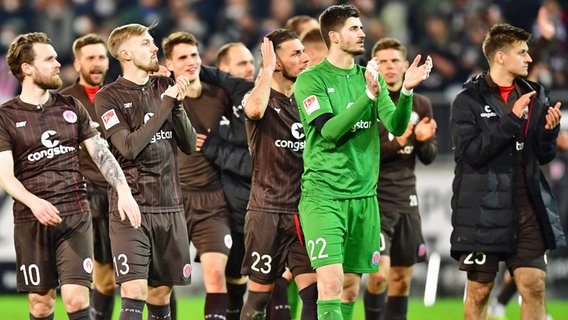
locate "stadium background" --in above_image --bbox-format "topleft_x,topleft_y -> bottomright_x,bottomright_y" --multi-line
1,0 -> 568,311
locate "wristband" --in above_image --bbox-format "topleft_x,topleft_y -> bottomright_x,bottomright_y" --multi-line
173,99 -> 184,111
366,87 -> 377,101
401,86 -> 413,96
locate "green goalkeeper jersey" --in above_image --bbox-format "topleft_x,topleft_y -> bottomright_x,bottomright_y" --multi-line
294,58 -> 412,199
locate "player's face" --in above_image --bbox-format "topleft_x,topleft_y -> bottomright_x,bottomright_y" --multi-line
166,42 -> 201,82
125,33 -> 160,73
500,41 -> 532,78
76,43 -> 109,87
220,45 -> 255,81
29,43 -> 62,90
276,39 -> 310,82
375,48 -> 408,87
337,17 -> 366,56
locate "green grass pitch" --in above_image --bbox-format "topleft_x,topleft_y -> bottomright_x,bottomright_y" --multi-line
0,295 -> 567,319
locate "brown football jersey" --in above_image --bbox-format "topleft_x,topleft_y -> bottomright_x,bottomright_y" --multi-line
95,75 -> 184,213
0,92 -> 98,222
178,82 -> 228,188
246,89 -> 304,214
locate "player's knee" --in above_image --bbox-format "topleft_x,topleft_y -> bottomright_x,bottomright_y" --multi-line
367,270 -> 388,289
517,277 -> 546,301
390,274 -> 412,294
96,277 -> 118,296
318,277 -> 343,299
29,294 -> 56,318
342,286 -> 359,303
466,282 -> 493,305
147,285 -> 173,305
121,280 -> 149,300
209,266 -> 227,284
61,291 -> 89,312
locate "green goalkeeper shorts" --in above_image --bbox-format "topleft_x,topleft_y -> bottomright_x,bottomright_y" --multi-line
298,195 -> 381,273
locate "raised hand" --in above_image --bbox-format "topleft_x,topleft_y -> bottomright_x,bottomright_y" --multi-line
260,37 -> 276,73
512,91 -> 536,118
164,75 -> 191,101
545,102 -> 562,130
537,5 -> 556,40
365,58 -> 380,98
402,55 -> 433,90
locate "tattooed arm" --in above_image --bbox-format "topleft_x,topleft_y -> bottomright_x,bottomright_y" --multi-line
82,135 -> 141,228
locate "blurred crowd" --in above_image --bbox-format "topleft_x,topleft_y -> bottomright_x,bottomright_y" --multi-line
1,0 -> 567,103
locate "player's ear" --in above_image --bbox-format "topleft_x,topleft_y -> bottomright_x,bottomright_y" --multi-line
329,31 -> 339,45
218,62 -> 228,73
119,49 -> 131,61
165,59 -> 174,72
73,59 -> 81,72
21,62 -> 32,77
495,51 -> 504,65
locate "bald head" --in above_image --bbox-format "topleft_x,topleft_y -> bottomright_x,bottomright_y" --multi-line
216,42 -> 256,81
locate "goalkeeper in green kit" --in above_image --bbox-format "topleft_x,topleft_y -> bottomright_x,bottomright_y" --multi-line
293,4 -> 433,320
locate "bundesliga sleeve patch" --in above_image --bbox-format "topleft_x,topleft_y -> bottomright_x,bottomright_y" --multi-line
303,95 -> 320,116
101,109 -> 120,130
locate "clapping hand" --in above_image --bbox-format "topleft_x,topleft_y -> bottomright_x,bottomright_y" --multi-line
164,75 -> 191,101
402,55 -> 433,90
365,58 -> 381,98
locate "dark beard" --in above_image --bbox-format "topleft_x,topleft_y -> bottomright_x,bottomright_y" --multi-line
281,67 -> 297,82
341,41 -> 365,56
81,69 -> 106,87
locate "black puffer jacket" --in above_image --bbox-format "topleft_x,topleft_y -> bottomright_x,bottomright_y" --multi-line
450,73 -> 566,260
199,66 -> 254,234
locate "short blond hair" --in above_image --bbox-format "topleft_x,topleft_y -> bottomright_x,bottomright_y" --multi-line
107,23 -> 148,59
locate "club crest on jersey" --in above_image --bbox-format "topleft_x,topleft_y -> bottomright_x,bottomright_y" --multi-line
183,263 -> 192,279
224,234 -> 233,249
101,109 -> 120,130
418,243 -> 427,257
410,111 -> 420,125
371,251 -> 380,265
83,258 -> 93,274
303,95 -> 320,115
63,110 -> 77,123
